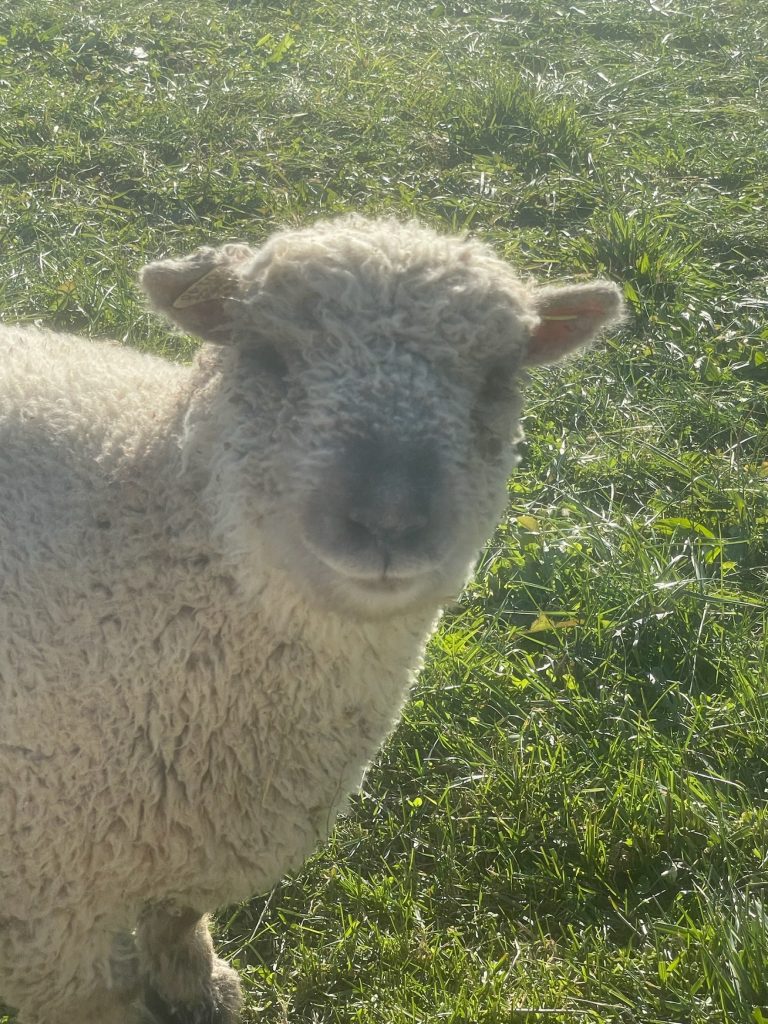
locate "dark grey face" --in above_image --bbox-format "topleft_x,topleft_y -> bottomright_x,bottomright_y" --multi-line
212,330 -> 526,620
302,435 -> 445,582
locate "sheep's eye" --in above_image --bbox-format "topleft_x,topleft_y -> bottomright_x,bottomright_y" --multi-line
244,343 -> 289,382
479,364 -> 513,403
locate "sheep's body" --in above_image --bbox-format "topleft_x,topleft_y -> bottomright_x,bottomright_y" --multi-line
0,326 -> 431,1021
0,218 -> 623,1024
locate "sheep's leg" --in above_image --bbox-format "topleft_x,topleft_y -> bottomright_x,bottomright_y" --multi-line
135,906 -> 243,1024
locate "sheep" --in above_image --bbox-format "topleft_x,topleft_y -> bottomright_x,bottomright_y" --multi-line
0,215 -> 624,1024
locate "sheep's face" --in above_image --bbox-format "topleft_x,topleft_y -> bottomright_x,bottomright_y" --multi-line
141,217 -> 624,620
223,323 -> 527,620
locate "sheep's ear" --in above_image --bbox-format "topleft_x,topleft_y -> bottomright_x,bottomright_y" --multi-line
525,281 -> 625,366
140,243 -> 255,342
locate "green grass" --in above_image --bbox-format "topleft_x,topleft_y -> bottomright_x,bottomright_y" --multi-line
2,0 -> 768,1021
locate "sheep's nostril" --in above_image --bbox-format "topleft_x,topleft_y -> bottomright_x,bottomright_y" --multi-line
398,522 -> 429,547
345,513 -> 377,547
346,505 -> 429,548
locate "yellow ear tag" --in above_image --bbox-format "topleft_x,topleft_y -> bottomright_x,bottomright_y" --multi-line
173,266 -> 235,309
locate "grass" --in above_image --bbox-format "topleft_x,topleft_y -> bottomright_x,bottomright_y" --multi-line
1,0 -> 767,1021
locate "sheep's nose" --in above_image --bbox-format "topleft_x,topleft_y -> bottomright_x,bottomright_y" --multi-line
343,437 -> 437,552
303,436 -> 443,580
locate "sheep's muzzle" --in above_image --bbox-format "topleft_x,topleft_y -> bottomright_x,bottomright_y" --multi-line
302,435 -> 445,585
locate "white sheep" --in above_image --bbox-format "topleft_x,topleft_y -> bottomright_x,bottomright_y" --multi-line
0,216 -> 623,1024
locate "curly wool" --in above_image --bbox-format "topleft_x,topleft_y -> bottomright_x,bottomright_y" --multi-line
0,326 -> 432,988
0,216 -> 624,1024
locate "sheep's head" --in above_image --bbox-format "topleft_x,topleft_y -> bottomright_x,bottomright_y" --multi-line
141,217 -> 624,620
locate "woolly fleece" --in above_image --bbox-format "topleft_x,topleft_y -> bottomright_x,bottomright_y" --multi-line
0,217 -> 624,1023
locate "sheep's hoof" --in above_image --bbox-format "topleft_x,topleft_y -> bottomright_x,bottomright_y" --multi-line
137,958 -> 243,1024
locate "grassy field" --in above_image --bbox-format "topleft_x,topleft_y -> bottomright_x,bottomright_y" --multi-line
2,0 -> 768,1021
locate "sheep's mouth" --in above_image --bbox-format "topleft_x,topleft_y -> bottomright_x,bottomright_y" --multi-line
297,541 -> 443,615
327,571 -> 441,620
358,575 -> 407,588
301,508 -> 445,588
353,575 -> 416,594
